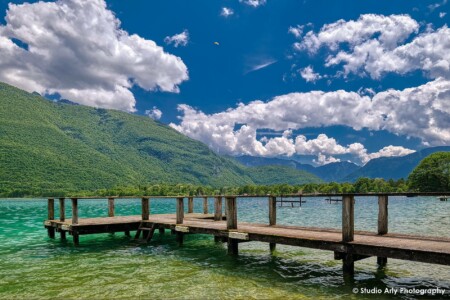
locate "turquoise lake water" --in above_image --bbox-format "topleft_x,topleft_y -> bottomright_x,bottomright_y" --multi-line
0,197 -> 449,299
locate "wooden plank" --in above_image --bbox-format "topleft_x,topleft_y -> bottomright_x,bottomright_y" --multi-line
378,195 -> 388,235
188,197 -> 194,214
342,195 -> 354,242
71,198 -> 78,225
203,196 -> 208,214
226,196 -> 237,230
59,198 -> 65,222
269,196 -> 276,226
142,197 -> 149,221
108,197 -> 115,217
214,196 -> 222,221
176,197 -> 184,224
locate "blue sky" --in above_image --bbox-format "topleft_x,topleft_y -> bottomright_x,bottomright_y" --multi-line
0,0 -> 449,165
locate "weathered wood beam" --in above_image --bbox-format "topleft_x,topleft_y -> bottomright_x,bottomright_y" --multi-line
377,195 -> 389,266
214,196 -> 222,221
203,196 -> 208,214
141,197 -> 149,221
59,198 -> 65,222
226,196 -> 237,230
71,198 -> 78,225
108,197 -> 115,217
176,197 -> 184,224
48,198 -> 55,220
342,195 -> 354,243
228,239 -> 239,255
188,196 -> 194,213
269,196 -> 276,226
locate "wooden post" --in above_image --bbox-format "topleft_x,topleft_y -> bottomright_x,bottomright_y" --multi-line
142,197 -> 149,220
269,196 -> 277,253
342,253 -> 355,277
377,195 -> 388,266
108,197 -> 115,217
269,196 -> 276,226
47,198 -> 55,238
59,198 -> 65,222
342,195 -> 354,242
73,232 -> 79,246
188,196 -> 194,213
48,198 -> 55,220
228,239 -> 239,256
176,197 -> 184,224
226,196 -> 237,230
159,226 -> 165,235
214,196 -> 222,221
378,195 -> 388,235
71,198 -> 78,225
124,230 -> 131,237
203,196 -> 208,214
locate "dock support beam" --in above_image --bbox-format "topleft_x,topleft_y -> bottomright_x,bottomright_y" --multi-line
71,198 -> 79,245
59,198 -> 65,222
203,196 -> 208,214
108,197 -> 115,217
269,196 -> 277,253
342,195 -> 354,276
142,197 -> 149,221
176,197 -> 185,246
214,196 -> 222,221
47,198 -> 55,238
377,195 -> 388,266
188,196 -> 194,214
226,196 -> 238,255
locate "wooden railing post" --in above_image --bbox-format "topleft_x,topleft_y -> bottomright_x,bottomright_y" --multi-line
59,197 -> 65,222
377,194 -> 388,266
203,196 -> 208,214
108,197 -> 115,217
71,198 -> 78,225
269,196 -> 276,226
342,195 -> 354,242
226,196 -> 237,230
142,197 -> 149,221
48,198 -> 55,220
176,197 -> 184,224
188,196 -> 194,214
47,198 -> 55,238
268,195 -> 277,253
214,196 -> 222,221
378,195 -> 388,235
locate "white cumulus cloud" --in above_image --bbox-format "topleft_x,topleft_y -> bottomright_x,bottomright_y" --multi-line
239,0 -> 266,8
164,30 -> 189,48
221,7 -> 234,18
293,14 -> 450,80
299,66 -> 322,83
0,0 -> 189,112
145,107 -> 162,120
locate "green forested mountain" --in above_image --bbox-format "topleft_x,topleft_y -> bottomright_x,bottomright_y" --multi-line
0,82 -> 321,196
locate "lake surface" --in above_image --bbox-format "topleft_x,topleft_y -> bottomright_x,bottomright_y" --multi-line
0,197 -> 449,299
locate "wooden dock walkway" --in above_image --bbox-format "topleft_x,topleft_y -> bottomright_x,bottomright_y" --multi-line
44,193 -> 450,277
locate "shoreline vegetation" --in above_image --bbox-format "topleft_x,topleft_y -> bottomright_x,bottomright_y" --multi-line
0,177 -> 411,198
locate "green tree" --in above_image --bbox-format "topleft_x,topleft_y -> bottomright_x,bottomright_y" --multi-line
408,152 -> 450,192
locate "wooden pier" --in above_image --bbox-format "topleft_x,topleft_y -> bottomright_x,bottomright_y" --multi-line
44,193 -> 450,277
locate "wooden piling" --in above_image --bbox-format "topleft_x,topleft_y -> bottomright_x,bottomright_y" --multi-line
47,199 -> 55,238
377,195 -> 388,266
108,197 -> 115,217
269,196 -> 277,253
188,196 -> 194,213
176,197 -> 184,224
342,195 -> 354,243
203,196 -> 208,214
226,196 -> 237,230
228,239 -> 239,255
214,196 -> 222,221
71,198 -> 78,225
59,198 -> 65,222
124,230 -> 131,237
269,196 -> 276,226
73,232 -> 79,246
342,253 -> 355,276
142,197 -> 149,221
378,195 -> 388,235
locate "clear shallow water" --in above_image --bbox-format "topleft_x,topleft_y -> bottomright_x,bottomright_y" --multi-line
0,197 -> 449,299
